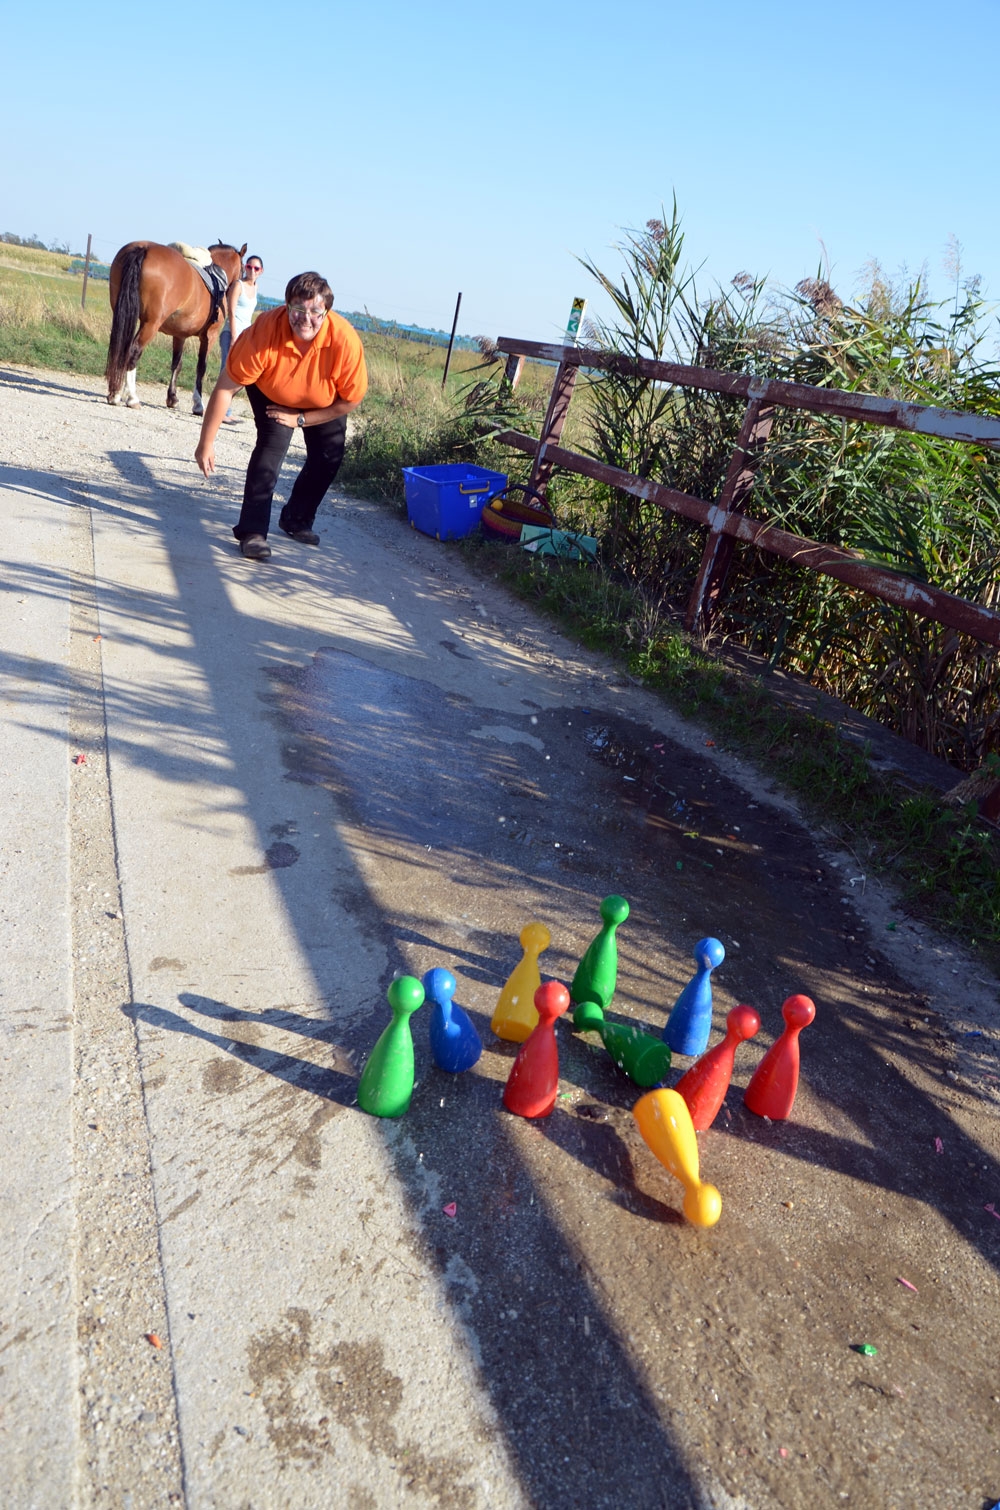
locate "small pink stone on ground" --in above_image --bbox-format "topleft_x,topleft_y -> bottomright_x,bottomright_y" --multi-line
443,1202 -> 457,1218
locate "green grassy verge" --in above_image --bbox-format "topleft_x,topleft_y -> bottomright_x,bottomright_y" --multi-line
476,545 -> 1000,973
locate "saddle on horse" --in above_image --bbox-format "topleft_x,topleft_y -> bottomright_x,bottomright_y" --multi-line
169,241 -> 230,325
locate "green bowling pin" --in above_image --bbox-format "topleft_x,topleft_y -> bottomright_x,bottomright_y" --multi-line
570,894 -> 630,1011
357,976 -> 425,1118
573,999 -> 671,1088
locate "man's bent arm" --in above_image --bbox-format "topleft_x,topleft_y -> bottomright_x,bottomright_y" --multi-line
264,396 -> 364,428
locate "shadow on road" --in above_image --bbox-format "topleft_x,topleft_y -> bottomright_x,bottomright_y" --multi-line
4,435 -> 999,1507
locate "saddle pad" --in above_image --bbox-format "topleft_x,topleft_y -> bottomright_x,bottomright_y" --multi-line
169,241 -> 212,267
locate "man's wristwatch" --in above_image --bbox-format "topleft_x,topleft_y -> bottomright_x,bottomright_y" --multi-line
296,412 -> 305,428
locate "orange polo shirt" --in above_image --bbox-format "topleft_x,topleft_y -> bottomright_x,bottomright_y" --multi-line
226,305 -> 368,410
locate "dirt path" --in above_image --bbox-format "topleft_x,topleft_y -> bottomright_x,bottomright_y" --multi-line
2,363 -> 999,1510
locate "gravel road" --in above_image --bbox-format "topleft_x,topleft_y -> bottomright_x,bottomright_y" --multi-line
2,362 -> 1000,1510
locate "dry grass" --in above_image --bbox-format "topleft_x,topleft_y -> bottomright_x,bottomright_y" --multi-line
0,280 -> 108,341
0,241 -> 78,276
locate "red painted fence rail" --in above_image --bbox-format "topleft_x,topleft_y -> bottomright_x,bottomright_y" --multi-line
493,336 -> 1000,814
493,336 -> 1000,651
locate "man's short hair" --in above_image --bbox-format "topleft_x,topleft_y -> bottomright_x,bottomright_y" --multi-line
285,272 -> 333,310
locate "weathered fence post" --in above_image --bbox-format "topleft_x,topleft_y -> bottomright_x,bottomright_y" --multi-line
503,353 -> 525,390
526,358 -> 579,502
685,398 -> 775,632
80,233 -> 93,309
981,782 -> 1000,823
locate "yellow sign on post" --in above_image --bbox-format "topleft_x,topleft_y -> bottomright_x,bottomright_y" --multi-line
565,297 -> 587,345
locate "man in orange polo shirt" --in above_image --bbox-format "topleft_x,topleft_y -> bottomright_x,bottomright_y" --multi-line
195,270 -> 367,560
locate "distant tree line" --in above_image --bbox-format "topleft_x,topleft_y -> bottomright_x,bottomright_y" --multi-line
1,231 -> 82,255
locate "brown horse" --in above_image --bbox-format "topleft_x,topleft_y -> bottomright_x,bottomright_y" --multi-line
105,240 -> 246,414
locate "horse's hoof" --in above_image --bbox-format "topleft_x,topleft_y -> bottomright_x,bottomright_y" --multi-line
127,399 -> 141,409
192,408 -> 204,418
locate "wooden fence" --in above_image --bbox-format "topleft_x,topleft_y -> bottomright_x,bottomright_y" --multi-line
494,337 -> 1000,817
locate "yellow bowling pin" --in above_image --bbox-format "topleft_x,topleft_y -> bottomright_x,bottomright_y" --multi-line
632,1087 -> 722,1228
491,922 -> 550,1042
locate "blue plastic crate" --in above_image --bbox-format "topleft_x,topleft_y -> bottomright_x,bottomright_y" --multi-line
402,464 -> 508,541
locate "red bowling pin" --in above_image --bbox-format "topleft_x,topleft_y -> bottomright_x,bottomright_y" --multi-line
744,994 -> 815,1120
675,1003 -> 760,1130
502,981 -> 569,1119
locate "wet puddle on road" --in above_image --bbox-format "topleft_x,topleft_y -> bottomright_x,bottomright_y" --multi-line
264,646 -> 853,1004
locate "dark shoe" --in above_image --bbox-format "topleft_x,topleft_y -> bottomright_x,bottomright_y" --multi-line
281,526 -> 320,546
239,534 -> 271,560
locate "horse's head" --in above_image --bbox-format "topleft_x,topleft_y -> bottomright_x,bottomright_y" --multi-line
208,242 -> 248,286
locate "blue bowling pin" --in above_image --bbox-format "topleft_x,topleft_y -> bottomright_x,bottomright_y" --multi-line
663,938 -> 725,1057
424,967 -> 483,1074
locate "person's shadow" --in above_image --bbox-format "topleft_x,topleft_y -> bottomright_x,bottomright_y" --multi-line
125,994 -> 358,1106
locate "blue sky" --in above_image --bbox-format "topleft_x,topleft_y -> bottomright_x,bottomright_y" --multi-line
4,0 -> 998,344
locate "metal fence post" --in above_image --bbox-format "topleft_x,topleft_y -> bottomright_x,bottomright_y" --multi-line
442,292 -> 462,389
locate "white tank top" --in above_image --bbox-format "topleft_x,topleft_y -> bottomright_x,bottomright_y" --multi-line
233,284 -> 258,336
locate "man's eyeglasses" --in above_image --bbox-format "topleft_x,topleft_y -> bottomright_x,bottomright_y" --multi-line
288,304 -> 327,322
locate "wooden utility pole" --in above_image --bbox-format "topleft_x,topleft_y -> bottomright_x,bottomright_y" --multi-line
442,292 -> 462,388
80,233 -> 93,309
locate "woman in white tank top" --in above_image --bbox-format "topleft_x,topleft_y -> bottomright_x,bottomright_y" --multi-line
220,254 -> 263,419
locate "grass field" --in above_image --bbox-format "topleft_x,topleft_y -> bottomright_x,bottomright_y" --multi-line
0,242 -> 211,387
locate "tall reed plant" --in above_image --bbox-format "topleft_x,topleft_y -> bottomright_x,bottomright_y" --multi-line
572,211 -> 1000,770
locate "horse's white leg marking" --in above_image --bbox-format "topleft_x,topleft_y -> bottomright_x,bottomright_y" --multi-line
125,368 -> 140,408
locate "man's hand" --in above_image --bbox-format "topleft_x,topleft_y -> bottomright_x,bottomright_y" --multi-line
195,373 -> 237,472
264,405 -> 302,428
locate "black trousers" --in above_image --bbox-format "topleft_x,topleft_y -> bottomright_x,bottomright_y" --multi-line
233,383 -> 348,541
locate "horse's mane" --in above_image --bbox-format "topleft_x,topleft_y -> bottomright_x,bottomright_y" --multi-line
208,241 -> 238,254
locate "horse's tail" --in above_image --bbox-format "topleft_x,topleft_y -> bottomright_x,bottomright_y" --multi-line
105,245 -> 147,397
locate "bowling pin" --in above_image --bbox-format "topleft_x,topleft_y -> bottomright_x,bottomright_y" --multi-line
357,976 -> 424,1118
663,937 -> 725,1057
675,1003 -> 760,1130
424,967 -> 482,1074
573,999 -> 672,1088
502,980 -> 570,1119
632,1087 -> 722,1228
492,922 -> 550,1043
744,994 -> 815,1121
570,894 -> 630,1011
